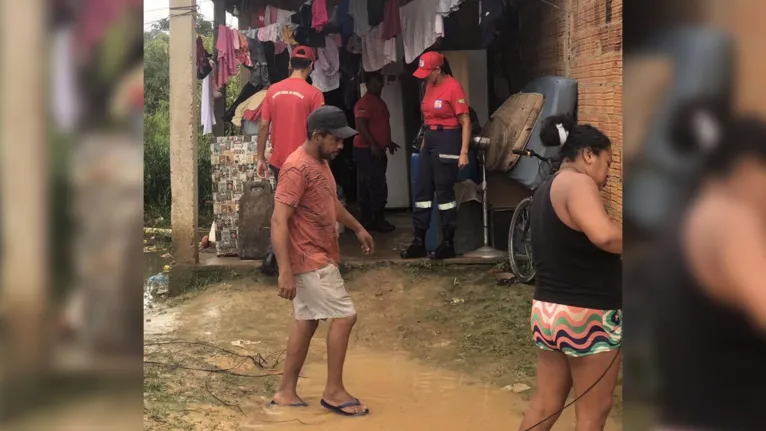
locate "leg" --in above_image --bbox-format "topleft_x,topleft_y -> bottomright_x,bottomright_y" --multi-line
368,153 -> 394,232
518,349 -> 572,431
401,145 -> 434,258
353,147 -> 373,226
568,349 -> 622,431
431,131 -> 461,259
413,144 -> 435,231
273,319 -> 319,405
322,314 -> 368,414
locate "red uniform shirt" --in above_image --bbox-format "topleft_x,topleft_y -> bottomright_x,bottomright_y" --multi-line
353,93 -> 391,149
261,77 -> 325,169
421,75 -> 469,128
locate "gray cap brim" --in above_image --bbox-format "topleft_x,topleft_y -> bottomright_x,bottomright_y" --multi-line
330,126 -> 358,139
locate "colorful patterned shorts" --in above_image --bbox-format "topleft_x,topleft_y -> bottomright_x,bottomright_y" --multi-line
531,300 -> 622,357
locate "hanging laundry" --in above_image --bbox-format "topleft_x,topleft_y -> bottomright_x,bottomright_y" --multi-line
348,0 -> 371,35
52,27 -> 82,133
437,0 -> 465,16
245,37 -> 270,87
268,6 -> 295,24
236,90 -> 268,127
292,4 -> 328,47
400,0 -> 445,64
368,0 -> 386,27
257,23 -> 280,43
216,25 -> 238,89
331,0 -> 355,36
225,82 -> 261,123
381,0 -> 402,39
281,25 -> 298,46
479,0 -> 504,47
236,32 -> 253,67
362,25 -> 397,72
312,0 -> 330,31
347,34 -> 363,55
202,64 -> 216,135
311,36 -> 341,92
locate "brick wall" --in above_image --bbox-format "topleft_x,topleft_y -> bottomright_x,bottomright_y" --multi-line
520,0 -> 623,220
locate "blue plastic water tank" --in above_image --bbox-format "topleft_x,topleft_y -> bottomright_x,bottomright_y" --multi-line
409,149 -> 481,251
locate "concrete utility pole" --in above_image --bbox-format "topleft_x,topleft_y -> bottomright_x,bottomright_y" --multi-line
169,0 -> 199,266
0,0 -> 49,392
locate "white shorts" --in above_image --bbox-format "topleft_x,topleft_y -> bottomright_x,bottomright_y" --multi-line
293,264 -> 356,321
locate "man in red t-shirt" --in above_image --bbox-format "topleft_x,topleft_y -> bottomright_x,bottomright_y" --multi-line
256,46 -> 325,275
352,72 -> 400,233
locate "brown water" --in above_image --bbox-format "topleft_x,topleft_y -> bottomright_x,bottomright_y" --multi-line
237,350 -> 532,430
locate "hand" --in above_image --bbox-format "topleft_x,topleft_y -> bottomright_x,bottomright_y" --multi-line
257,159 -> 269,179
277,271 -> 297,301
387,142 -> 400,155
458,153 -> 469,169
355,228 -> 375,256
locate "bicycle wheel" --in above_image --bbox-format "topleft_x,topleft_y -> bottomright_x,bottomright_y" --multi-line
508,197 -> 535,283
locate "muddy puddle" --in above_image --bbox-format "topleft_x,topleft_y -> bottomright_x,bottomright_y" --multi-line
238,349 -> 529,430
144,272 -> 621,430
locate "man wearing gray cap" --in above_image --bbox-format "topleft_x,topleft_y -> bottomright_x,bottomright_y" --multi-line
269,106 -> 373,417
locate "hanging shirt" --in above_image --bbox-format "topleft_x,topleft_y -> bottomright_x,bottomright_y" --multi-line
215,25 -> 238,89
245,37 -> 270,87
400,0 -> 445,64
367,0 -> 386,27
479,0 -> 504,47
348,0 -> 371,35
381,0 -> 402,40
312,0 -> 330,31
332,0 -> 355,36
292,4 -> 328,47
52,27 -> 81,133
201,65 -> 217,135
437,0 -> 465,15
236,32 -> 253,67
261,78 -> 326,169
281,25 -> 298,45
362,25 -> 397,72
310,36 -> 341,92
421,75 -> 469,128
353,93 -> 391,149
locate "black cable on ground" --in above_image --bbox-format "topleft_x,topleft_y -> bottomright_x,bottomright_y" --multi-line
521,347 -> 622,431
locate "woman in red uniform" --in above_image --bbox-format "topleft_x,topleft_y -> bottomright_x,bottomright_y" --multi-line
401,51 -> 472,259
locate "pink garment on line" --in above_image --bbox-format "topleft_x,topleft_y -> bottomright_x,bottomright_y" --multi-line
216,25 -> 238,90
382,0 -> 402,39
312,0 -> 330,31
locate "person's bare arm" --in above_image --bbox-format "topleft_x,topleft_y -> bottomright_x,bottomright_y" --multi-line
715,208 -> 766,333
271,201 -> 296,298
566,175 -> 622,254
459,113 -> 471,154
336,198 -> 364,233
256,119 -> 271,162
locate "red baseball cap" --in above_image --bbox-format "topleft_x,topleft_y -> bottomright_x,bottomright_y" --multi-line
291,45 -> 316,62
413,51 -> 444,79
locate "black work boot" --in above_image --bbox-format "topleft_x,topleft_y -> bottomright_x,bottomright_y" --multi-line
400,228 -> 427,259
429,227 -> 456,260
260,252 -> 278,276
367,212 -> 395,233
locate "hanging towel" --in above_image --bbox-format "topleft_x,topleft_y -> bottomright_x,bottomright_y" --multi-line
348,0 -> 371,35
311,36 -> 341,92
361,25 -> 397,72
312,0 -> 330,31
202,67 -> 216,135
400,0 -> 445,64
215,25 -> 238,89
381,0 -> 402,40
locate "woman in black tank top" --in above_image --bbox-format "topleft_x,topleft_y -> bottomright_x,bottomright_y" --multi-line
651,101 -> 766,430
519,115 -> 623,431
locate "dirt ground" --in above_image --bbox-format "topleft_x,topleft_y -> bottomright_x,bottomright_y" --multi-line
144,264 -> 622,430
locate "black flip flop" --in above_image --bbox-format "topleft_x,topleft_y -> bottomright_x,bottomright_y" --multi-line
270,399 -> 308,407
320,398 -> 369,417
